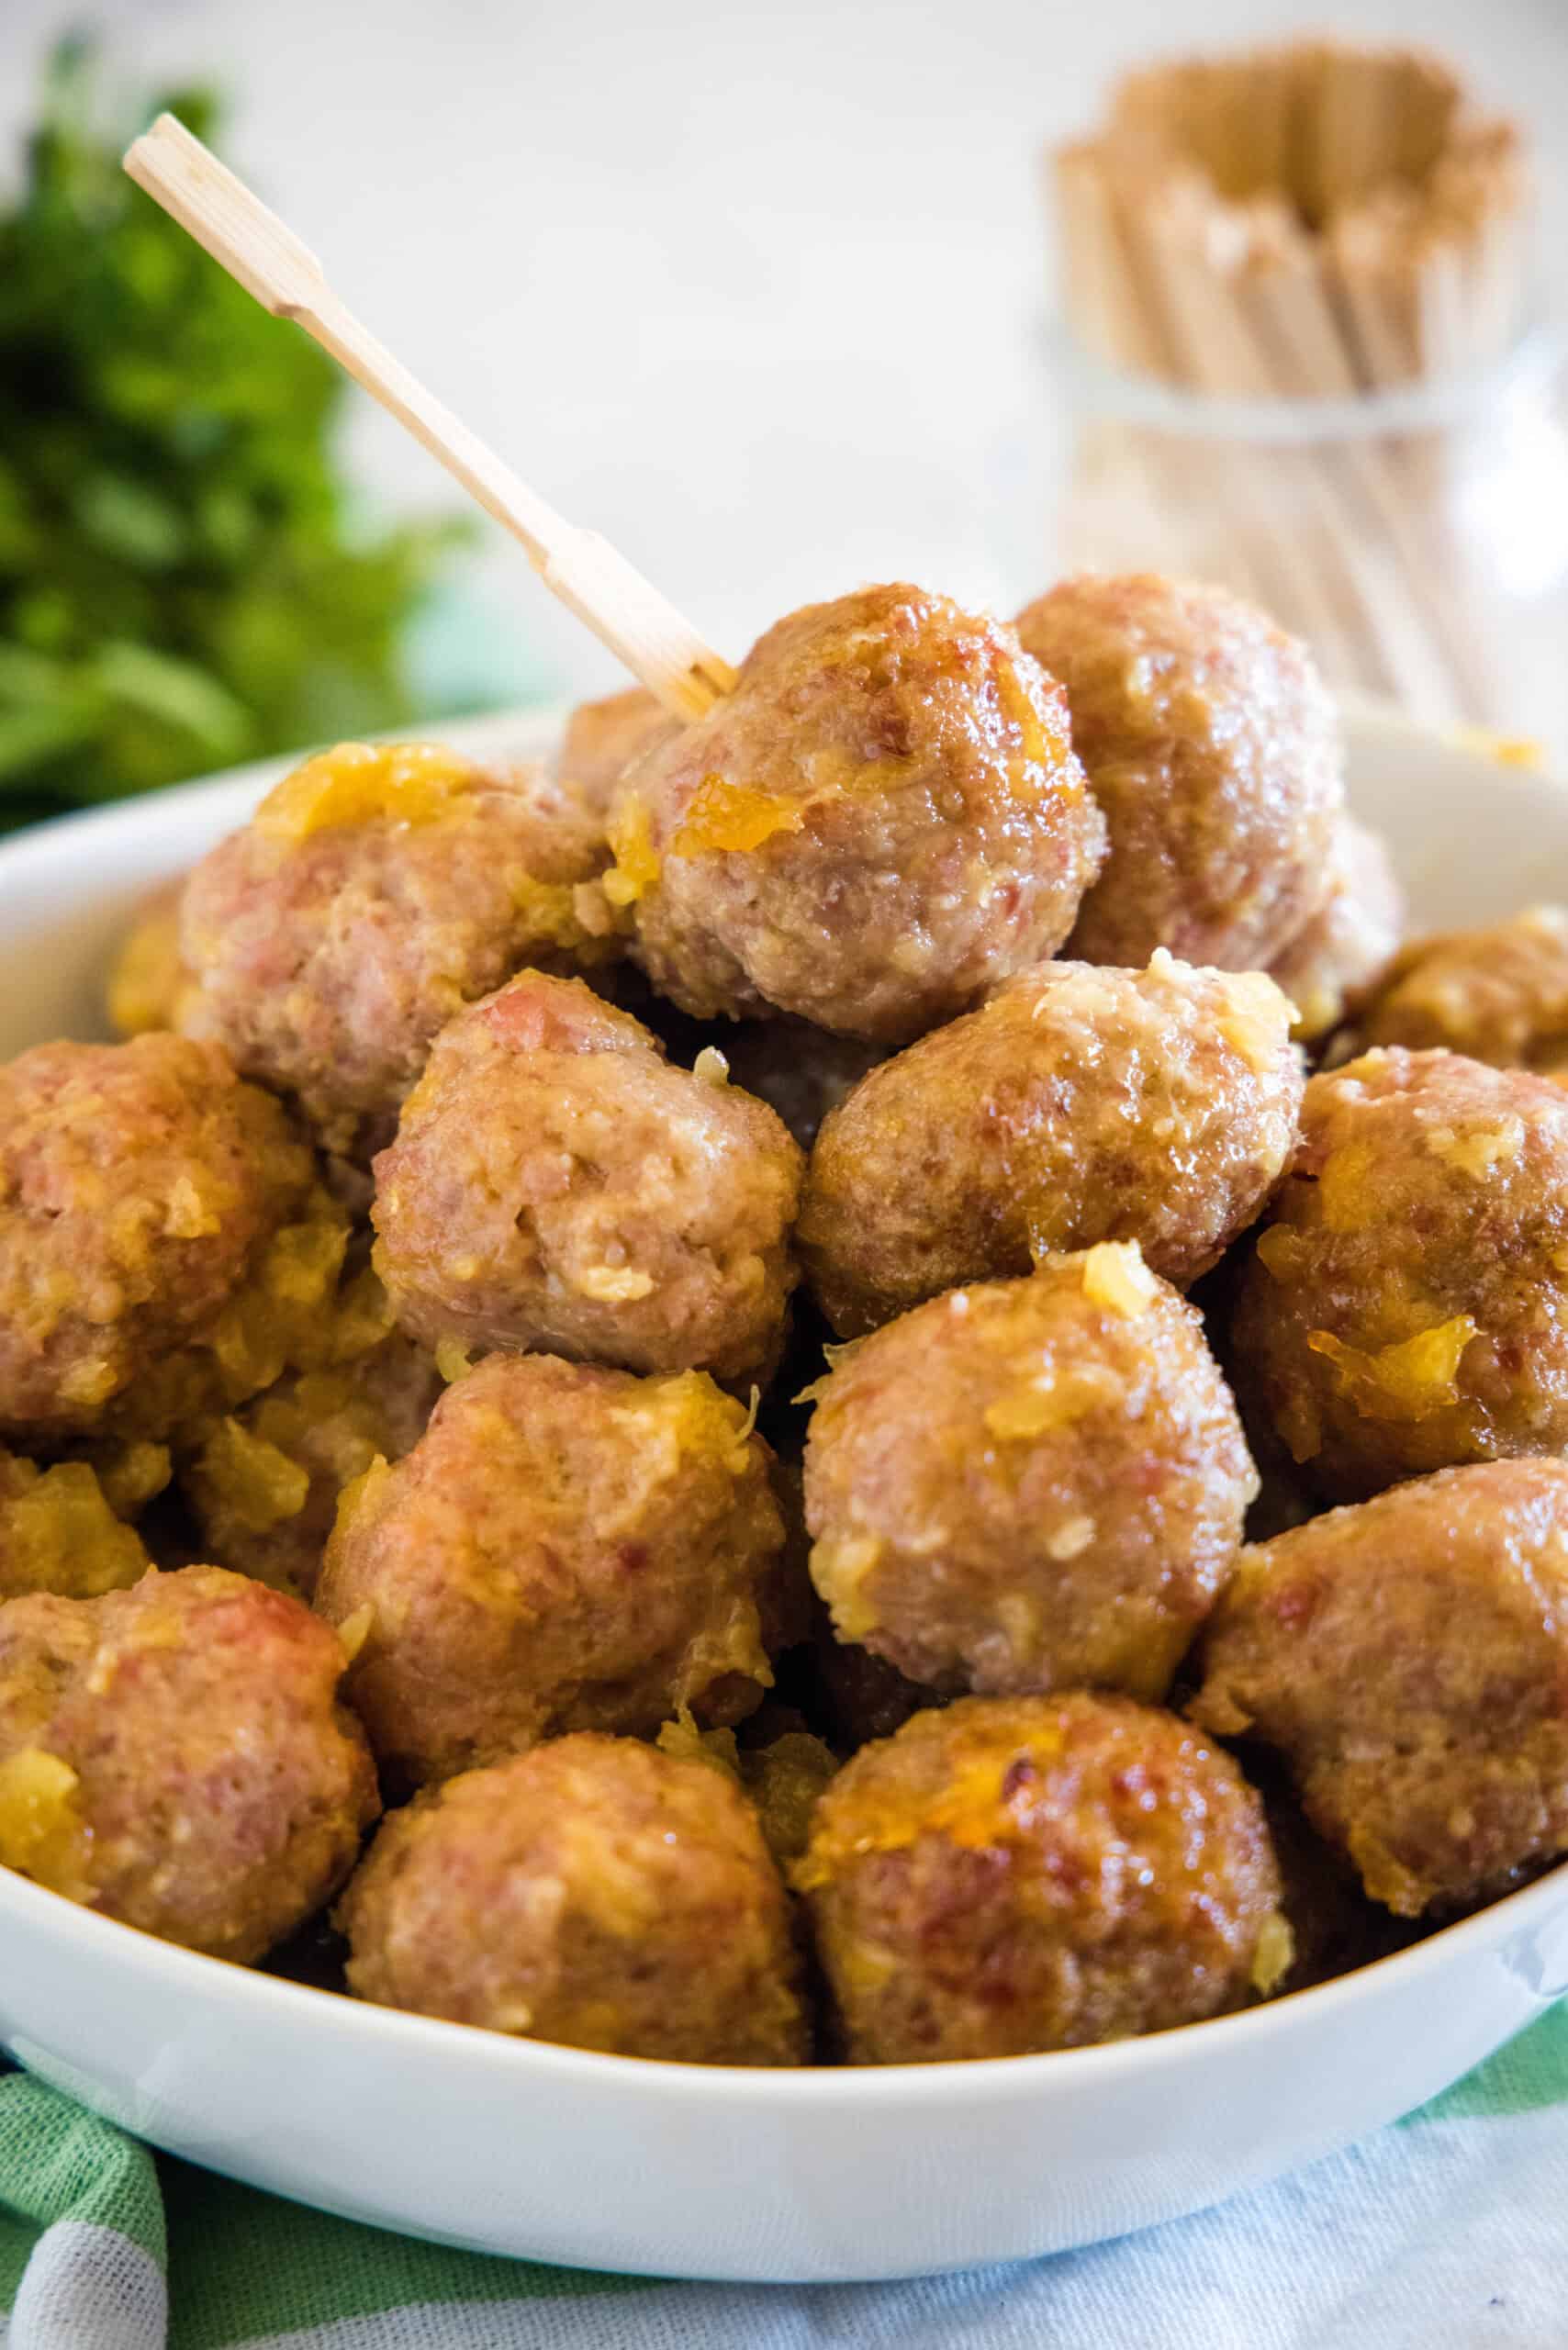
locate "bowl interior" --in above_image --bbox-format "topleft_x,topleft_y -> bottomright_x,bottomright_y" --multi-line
0,696 -> 1566,2279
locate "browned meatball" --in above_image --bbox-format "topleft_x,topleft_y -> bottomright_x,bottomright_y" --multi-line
339,1734 -> 807,2064
608,584 -> 1105,1042
180,1321 -> 441,1600
371,972 -> 802,1385
804,1252 -> 1255,1702
554,685 -> 674,837
0,1449 -> 151,1599
181,742 -> 620,1156
1192,1460 -> 1568,1916
0,1035 -> 348,1444
1269,817 -> 1405,1044
1014,573 -> 1341,968
316,1352 -> 785,1785
794,1694 -> 1286,2063
799,954 -> 1303,1336
720,1022 -> 889,1152
1352,907 -> 1568,1072
105,877 -> 201,1038
0,1564 -> 377,1960
1231,1047 -> 1568,1499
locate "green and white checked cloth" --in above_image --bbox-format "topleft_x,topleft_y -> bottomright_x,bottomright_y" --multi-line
2,2006 -> 1567,2349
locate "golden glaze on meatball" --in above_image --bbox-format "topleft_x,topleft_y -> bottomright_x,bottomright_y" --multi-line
1352,907 -> 1568,1073
1269,817 -> 1405,1044
0,1035 -> 347,1445
0,1449 -> 151,1599
0,1564 -> 377,1960
1014,573 -> 1342,969
339,1734 -> 807,2064
181,742 -> 620,1156
1193,1460 -> 1568,1916
371,971 -> 802,1385
316,1351 -> 785,1786
799,954 -> 1303,1336
608,584 -> 1106,1041
1231,1047 -> 1568,1499
180,1316 -> 441,1601
794,1694 -> 1285,2063
804,1251 -> 1255,1701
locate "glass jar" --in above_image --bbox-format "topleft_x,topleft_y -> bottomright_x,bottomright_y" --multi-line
1048,322 -> 1568,764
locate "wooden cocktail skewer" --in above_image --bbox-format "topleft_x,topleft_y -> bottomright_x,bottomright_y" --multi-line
124,112 -> 734,722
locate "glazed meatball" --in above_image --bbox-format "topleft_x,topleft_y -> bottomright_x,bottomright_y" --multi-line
180,741 -> 620,1156
1231,1047 -> 1568,1499
371,972 -> 802,1385
339,1734 -> 807,2065
1192,1459 -> 1568,1916
608,584 -> 1105,1041
720,1022 -> 889,1152
1269,817 -> 1405,1044
805,1251 -> 1255,1702
799,954 -> 1303,1336
316,1352 -> 785,1785
1014,573 -> 1341,968
0,1564 -> 377,1960
0,1449 -> 151,1599
180,1322 -> 441,1600
1352,907 -> 1568,1073
794,1695 -> 1285,2064
105,877 -> 201,1038
0,1035 -> 347,1444
554,685 -> 673,836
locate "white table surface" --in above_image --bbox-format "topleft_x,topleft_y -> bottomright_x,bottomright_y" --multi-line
4,0 -> 1567,708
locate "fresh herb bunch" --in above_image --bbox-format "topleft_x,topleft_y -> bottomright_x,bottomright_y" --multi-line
0,40 -> 466,831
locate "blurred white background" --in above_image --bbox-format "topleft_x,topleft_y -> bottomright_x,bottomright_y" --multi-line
4,0 -> 1566,705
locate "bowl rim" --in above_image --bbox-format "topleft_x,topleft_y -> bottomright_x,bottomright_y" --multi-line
0,689 -> 1563,2115
0,1832 -> 1561,2108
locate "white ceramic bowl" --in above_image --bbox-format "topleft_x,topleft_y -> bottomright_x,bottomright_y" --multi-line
1,699 -> 1567,2285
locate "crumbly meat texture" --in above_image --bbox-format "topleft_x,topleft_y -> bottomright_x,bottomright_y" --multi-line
1192,1459 -> 1568,1916
798,953 -> 1304,1336
554,686 -> 676,839
371,971 -> 802,1385
0,1449 -> 151,1600
1351,906 -> 1568,1072
315,1351 -> 785,1786
338,1733 -> 807,2065
180,742 -> 620,1156
180,1321 -> 441,1601
793,1693 -> 1284,2064
609,583 -> 1106,1041
1269,817 -> 1406,1044
804,1253 -> 1256,1701
1014,572 -> 1343,969
105,877 -> 202,1038
0,1035 -> 346,1444
0,1564 -> 377,1960
1230,1047 -> 1568,1499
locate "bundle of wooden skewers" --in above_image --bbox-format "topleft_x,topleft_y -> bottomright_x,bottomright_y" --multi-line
1049,39 -> 1543,728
